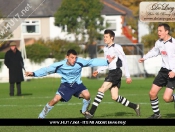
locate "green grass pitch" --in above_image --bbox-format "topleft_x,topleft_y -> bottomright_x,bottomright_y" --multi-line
0,77 -> 175,131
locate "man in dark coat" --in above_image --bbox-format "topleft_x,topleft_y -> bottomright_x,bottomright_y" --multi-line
4,42 -> 24,96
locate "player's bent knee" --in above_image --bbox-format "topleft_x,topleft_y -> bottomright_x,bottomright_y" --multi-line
84,96 -> 90,100
163,96 -> 171,103
111,95 -> 118,101
111,97 -> 117,101
83,93 -> 90,100
81,91 -> 90,100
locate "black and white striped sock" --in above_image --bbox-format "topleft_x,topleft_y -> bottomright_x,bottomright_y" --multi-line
172,94 -> 175,109
89,92 -> 104,115
172,94 -> 175,101
116,95 -> 137,109
150,97 -> 160,115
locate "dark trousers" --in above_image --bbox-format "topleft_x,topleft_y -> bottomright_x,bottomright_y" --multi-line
9,82 -> 21,96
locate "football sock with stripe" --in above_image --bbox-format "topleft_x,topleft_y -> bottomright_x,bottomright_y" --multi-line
172,94 -> 175,109
150,97 -> 160,115
82,99 -> 91,113
89,92 -> 104,115
172,94 -> 175,101
38,103 -> 54,118
116,95 -> 137,109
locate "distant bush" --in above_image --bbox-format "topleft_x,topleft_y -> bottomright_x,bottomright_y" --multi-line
26,44 -> 50,64
0,52 -> 5,59
53,42 -> 81,61
0,52 -> 5,69
32,38 -> 81,61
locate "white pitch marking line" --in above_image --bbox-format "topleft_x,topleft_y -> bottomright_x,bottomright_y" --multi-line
0,102 -> 171,107
1,94 -> 150,100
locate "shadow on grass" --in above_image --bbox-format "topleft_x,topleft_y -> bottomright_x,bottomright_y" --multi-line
163,113 -> 175,118
20,93 -> 33,96
76,113 -> 175,119
96,112 -> 136,118
69,112 -> 140,119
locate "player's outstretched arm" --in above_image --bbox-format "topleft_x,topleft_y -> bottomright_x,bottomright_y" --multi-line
126,77 -> 132,84
77,57 -> 114,67
25,72 -> 34,77
138,58 -> 145,63
92,71 -> 98,77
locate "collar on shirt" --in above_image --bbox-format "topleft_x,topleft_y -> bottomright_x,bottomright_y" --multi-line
106,43 -> 115,48
159,37 -> 172,44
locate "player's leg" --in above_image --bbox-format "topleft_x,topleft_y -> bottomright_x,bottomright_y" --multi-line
110,87 -> 140,116
38,83 -> 73,118
163,78 -> 175,106
163,88 -> 174,102
148,84 -> 162,119
85,69 -> 121,119
85,81 -> 112,119
73,83 -> 91,115
79,89 -> 91,114
38,94 -> 61,119
148,68 -> 167,119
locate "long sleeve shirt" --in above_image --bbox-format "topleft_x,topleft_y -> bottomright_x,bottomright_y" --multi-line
97,44 -> 130,78
33,57 -> 109,84
143,37 -> 175,72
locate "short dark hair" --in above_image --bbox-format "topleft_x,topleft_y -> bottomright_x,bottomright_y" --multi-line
158,23 -> 170,34
67,49 -> 77,56
104,29 -> 115,40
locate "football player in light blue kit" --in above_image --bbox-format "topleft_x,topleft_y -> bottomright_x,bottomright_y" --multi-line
25,49 -> 113,118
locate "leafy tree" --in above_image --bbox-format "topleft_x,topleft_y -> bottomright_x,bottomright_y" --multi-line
0,51 -> 5,69
26,44 -> 50,64
115,0 -> 175,51
115,0 -> 142,41
0,51 -> 5,58
139,0 -> 175,52
32,38 -> 81,61
54,0 -> 106,45
45,39 -> 81,61
115,0 -> 141,15
141,22 -> 175,52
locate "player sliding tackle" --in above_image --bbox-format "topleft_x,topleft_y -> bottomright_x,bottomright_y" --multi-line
25,49 -> 114,118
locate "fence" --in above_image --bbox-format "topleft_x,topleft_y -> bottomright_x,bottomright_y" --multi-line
0,55 -> 162,83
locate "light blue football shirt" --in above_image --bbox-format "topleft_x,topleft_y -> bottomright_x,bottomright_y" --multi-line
33,57 -> 109,84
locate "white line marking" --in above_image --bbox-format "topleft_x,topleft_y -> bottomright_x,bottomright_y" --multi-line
0,102 -> 171,107
1,94 -> 150,100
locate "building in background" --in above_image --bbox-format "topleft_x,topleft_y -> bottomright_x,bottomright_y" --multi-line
0,0 -> 138,46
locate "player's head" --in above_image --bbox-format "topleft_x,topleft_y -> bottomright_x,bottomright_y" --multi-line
158,23 -> 170,40
66,49 -> 78,66
104,29 -> 115,45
